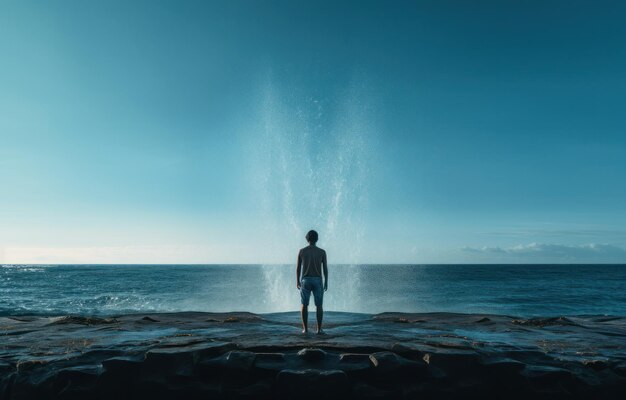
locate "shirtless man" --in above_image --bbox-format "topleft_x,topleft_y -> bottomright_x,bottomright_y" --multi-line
296,230 -> 328,334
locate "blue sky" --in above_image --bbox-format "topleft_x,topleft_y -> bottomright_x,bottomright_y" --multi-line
1,0 -> 625,264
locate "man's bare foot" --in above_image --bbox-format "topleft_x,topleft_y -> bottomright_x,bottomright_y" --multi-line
302,329 -> 308,334
316,329 -> 325,335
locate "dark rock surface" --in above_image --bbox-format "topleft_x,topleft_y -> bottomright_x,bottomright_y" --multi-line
1,311 -> 625,399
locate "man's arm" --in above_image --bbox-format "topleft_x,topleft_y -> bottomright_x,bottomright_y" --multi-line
296,251 -> 302,289
323,251 -> 328,291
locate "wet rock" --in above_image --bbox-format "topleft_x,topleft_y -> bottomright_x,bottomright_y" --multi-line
146,341 -> 235,364
2,310 -> 625,399
338,353 -> 371,372
369,351 -> 427,377
76,349 -> 125,361
57,386 -> 97,400
422,350 -> 481,377
511,316 -> 579,328
102,356 -> 143,374
523,365 -> 574,389
256,352 -> 285,362
49,316 -> 119,326
371,313 -> 424,323
225,350 -> 256,371
352,382 -> 399,399
476,357 -> 528,393
16,359 -> 49,373
297,348 -> 327,362
276,369 -> 349,399
0,360 -> 15,396
197,342 -> 237,360
0,372 -> 15,400
0,360 -> 13,374
52,365 -> 101,397
390,343 -> 426,359
456,377 -> 484,389
254,352 -> 286,373
141,316 -> 159,322
224,380 -> 272,399
55,365 -> 101,385
10,368 -> 57,400
144,341 -> 234,378
97,357 -> 144,400
203,312 -> 263,323
481,357 -> 526,374
157,334 -> 205,347
613,362 -> 626,377
503,349 -> 552,366
143,348 -> 194,376
582,359 -> 610,371
194,355 -> 227,377
131,379 -> 221,400
404,382 -> 446,399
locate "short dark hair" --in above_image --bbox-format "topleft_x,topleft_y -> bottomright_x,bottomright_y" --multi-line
306,230 -> 318,244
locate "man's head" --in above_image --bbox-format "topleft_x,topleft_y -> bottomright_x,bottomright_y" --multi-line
306,230 -> 318,244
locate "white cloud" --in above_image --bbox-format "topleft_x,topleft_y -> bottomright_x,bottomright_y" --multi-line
481,229 -> 626,238
461,243 -> 626,263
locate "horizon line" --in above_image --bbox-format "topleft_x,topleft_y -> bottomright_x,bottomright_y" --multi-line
3,263 -> 626,266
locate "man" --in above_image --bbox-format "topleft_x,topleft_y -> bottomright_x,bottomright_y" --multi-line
296,229 -> 328,334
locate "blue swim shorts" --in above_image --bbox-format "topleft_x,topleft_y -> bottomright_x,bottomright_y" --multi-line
300,276 -> 323,307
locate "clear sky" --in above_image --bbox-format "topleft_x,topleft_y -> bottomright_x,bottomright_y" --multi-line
1,0 -> 625,264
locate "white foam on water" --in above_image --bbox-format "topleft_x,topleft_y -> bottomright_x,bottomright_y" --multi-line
1,264 -> 47,272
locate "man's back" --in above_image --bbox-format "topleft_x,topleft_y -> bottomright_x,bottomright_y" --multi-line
299,245 -> 326,278
297,230 -> 328,334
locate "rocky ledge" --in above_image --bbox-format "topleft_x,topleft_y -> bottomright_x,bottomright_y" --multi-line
1,311 -> 625,399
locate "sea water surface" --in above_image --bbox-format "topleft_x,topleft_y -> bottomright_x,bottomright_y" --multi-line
1,264 -> 625,317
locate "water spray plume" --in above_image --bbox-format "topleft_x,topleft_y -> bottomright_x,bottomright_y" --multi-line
250,77 -> 376,312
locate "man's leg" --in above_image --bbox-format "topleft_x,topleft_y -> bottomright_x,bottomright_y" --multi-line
313,279 -> 324,334
300,279 -> 311,334
301,305 -> 308,333
316,306 -> 323,333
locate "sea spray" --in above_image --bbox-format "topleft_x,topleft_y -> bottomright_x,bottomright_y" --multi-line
249,77 -> 376,312
259,264 -> 298,312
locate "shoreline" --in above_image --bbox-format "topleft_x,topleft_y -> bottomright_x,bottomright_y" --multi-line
1,311 -> 625,399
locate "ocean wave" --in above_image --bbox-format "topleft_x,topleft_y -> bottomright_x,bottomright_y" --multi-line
0,293 -> 169,317
1,264 -> 49,272
2,264 -> 626,316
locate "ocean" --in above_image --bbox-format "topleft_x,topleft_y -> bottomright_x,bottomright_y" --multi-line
1,264 -> 625,317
